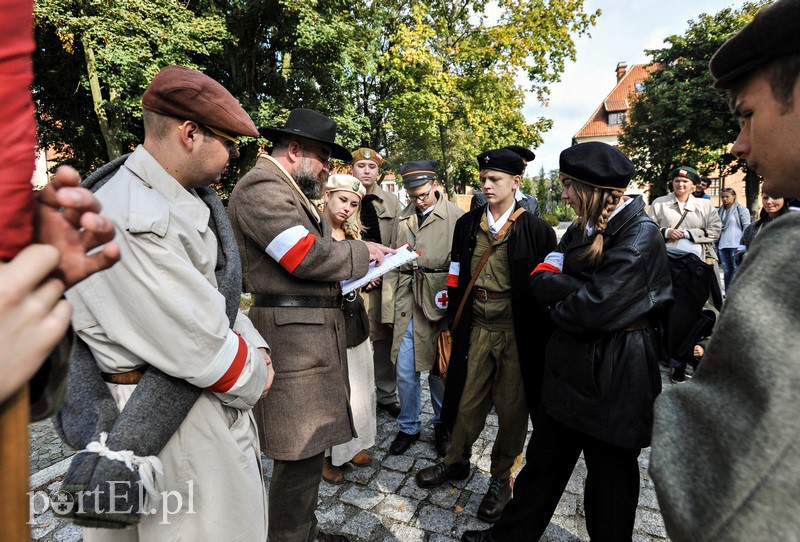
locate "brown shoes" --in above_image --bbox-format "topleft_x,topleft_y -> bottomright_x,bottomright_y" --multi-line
350,451 -> 372,467
415,461 -> 471,488
322,457 -> 344,484
477,477 -> 512,523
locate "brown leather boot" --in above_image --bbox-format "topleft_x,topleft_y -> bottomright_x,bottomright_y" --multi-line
350,451 -> 372,467
477,477 -> 512,523
322,457 -> 344,484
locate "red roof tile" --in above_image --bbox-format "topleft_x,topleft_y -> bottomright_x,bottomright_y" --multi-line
574,64 -> 661,140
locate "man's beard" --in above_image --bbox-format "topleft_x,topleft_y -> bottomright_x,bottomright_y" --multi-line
296,158 -> 324,199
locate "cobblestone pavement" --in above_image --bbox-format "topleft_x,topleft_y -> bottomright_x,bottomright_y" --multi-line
30,370 -> 673,542
30,419 -> 74,473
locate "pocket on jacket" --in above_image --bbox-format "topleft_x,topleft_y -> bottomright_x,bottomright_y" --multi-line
269,308 -> 335,373
545,331 -> 599,397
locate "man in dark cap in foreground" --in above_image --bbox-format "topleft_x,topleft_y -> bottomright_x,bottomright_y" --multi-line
470,145 -> 541,217
381,161 -> 464,457
228,109 -> 393,542
650,1 -> 800,539
61,66 -> 273,540
417,149 -> 555,523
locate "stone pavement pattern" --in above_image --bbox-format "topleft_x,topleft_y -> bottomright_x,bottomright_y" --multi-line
30,371 -> 671,542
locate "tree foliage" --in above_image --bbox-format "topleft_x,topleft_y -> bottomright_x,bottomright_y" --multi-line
33,0 -> 598,198
619,1 -> 768,205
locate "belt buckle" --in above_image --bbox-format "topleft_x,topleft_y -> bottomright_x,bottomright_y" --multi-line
474,288 -> 489,302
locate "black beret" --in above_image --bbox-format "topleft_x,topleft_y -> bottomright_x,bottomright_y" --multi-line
710,0 -> 800,89
669,166 -> 700,184
142,65 -> 258,138
399,160 -> 438,188
477,149 -> 525,176
559,142 -> 636,191
500,145 -> 536,162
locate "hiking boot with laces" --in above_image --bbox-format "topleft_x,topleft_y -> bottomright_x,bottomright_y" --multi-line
477,477 -> 512,523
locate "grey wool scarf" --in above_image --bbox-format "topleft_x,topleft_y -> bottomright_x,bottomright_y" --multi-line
53,153 -> 243,529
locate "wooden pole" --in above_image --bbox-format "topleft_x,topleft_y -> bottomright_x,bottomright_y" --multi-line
0,385 -> 30,541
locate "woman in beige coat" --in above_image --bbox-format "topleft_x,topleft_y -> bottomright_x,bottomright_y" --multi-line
647,166 -> 721,264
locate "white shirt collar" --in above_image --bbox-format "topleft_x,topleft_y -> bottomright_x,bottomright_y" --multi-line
586,197 -> 634,236
514,188 -> 525,202
487,201 -> 516,234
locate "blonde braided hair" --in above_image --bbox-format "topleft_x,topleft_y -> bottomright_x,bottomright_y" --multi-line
569,179 -> 624,264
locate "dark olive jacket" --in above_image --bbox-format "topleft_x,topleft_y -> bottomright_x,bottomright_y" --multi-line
531,196 -> 673,449
441,203 -> 556,430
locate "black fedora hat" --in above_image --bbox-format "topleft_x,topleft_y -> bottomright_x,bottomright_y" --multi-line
259,108 -> 352,162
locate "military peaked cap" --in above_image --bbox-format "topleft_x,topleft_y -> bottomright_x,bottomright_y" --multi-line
399,160 -> 438,188
500,145 -> 536,162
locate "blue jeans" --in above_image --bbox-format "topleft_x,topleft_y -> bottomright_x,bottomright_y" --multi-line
719,247 -> 737,291
396,318 -> 444,435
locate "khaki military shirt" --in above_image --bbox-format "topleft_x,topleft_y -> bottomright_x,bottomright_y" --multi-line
471,211 -> 513,328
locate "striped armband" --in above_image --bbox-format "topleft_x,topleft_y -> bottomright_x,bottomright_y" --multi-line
192,331 -> 249,393
446,261 -> 460,288
266,225 -> 316,273
531,262 -> 562,275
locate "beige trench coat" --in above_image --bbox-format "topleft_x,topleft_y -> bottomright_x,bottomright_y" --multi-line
647,192 -> 722,262
363,183 -> 403,341
68,146 -> 269,542
228,155 -> 371,461
382,194 -> 464,371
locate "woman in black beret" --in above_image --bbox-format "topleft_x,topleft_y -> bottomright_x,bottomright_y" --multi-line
462,142 -> 673,542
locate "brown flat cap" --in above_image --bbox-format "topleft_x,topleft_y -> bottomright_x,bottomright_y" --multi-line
710,0 -> 800,89
142,65 -> 258,137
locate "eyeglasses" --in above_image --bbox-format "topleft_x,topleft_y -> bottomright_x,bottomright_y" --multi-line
408,184 -> 434,202
178,122 -> 239,154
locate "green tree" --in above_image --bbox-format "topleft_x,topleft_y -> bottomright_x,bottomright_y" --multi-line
535,177 -> 547,205
619,1 -> 767,211
382,0 -> 599,195
34,0 -> 229,167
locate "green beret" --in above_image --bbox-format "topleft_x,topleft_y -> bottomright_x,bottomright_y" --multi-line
710,0 -> 800,89
669,166 -> 700,184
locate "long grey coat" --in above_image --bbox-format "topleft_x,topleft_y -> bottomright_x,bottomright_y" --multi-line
381,194 -> 463,371
228,155 -> 370,461
650,212 -> 800,541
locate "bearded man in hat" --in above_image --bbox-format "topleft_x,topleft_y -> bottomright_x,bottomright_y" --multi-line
417,149 -> 556,523
650,1 -> 800,540
350,147 -> 403,418
381,161 -> 464,457
470,145 -> 541,217
58,65 -> 273,540
228,109 -> 394,542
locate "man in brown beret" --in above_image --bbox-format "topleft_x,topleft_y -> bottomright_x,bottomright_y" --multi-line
650,1 -> 800,540
228,110 -> 394,542
62,65 -> 273,540
350,147 -> 404,419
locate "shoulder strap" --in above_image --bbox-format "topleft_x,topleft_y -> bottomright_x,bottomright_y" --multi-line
674,207 -> 690,230
451,208 -> 524,332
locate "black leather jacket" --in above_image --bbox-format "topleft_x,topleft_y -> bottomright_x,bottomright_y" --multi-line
531,196 -> 673,448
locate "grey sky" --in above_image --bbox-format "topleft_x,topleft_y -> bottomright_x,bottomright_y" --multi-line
523,0 -> 741,177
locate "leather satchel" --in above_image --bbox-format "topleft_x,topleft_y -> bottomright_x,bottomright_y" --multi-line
436,208 -> 525,381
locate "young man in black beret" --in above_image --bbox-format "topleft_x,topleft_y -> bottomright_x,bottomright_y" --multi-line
417,149 -> 555,522
650,1 -> 800,539
470,145 -> 541,217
